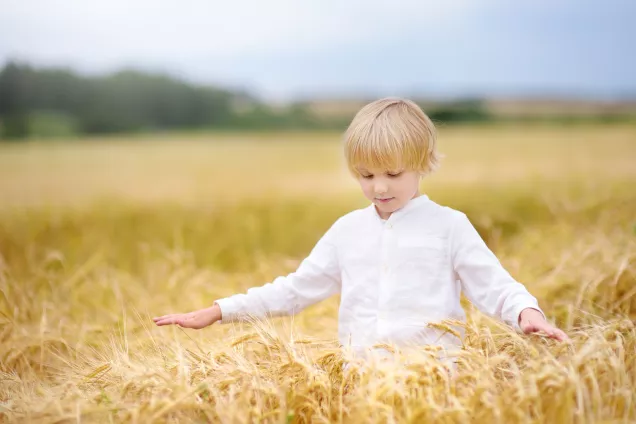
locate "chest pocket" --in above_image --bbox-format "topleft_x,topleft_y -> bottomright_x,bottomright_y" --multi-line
396,236 -> 446,281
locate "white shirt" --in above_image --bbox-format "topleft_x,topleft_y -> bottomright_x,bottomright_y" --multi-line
214,194 -> 544,354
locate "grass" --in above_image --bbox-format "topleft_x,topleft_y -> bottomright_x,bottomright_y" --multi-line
0,124 -> 635,423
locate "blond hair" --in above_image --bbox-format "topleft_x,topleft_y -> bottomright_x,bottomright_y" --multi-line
343,97 -> 442,178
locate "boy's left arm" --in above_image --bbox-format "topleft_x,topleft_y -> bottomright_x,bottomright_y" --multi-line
450,212 -> 569,341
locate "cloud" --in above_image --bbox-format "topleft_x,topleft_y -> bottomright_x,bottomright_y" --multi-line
1,0 -> 634,99
0,1 -> 469,64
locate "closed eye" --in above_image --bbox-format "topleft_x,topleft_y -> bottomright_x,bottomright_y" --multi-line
360,172 -> 402,179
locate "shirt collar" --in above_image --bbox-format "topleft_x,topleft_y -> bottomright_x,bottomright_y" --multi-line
368,193 -> 431,224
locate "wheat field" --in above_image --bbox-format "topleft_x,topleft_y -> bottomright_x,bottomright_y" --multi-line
1,124 -> 635,423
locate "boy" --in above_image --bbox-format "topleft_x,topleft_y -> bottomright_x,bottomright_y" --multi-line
153,98 -> 568,360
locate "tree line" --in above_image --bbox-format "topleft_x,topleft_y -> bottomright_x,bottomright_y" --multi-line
0,62 -> 352,139
3,61 -> 627,140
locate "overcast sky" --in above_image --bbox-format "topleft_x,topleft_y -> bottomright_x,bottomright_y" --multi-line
1,0 -> 635,100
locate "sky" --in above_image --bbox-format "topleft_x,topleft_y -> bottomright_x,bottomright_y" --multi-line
1,0 -> 635,101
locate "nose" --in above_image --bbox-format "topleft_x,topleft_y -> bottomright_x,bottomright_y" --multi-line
374,181 -> 388,195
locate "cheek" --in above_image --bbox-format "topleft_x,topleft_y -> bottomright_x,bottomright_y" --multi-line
396,180 -> 418,197
358,181 -> 372,196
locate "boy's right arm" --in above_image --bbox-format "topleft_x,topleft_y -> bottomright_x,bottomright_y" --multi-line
153,218 -> 342,329
214,219 -> 342,324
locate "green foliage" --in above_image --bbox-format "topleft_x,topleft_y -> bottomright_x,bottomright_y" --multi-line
0,62 -> 344,139
2,61 -> 634,141
27,111 -> 79,138
0,114 -> 29,139
425,99 -> 492,123
0,62 -> 245,138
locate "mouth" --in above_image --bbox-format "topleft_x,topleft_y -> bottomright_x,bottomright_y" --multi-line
375,197 -> 394,203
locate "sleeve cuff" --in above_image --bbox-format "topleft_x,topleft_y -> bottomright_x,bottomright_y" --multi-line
214,298 -> 237,324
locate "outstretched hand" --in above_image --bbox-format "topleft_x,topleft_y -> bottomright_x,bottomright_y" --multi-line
153,304 -> 221,330
519,307 -> 569,342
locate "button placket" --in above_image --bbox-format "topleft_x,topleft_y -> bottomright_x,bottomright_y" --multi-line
377,221 -> 394,322
381,223 -> 392,274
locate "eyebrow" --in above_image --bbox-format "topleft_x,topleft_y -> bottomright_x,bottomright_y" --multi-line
357,168 -> 402,174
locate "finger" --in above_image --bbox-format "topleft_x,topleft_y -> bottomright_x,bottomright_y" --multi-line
526,323 -> 554,337
153,314 -> 176,322
174,317 -> 191,326
538,323 -> 567,341
553,329 -> 570,342
530,321 -> 553,335
177,316 -> 203,329
177,319 -> 196,328
521,322 -> 540,334
155,316 -> 182,326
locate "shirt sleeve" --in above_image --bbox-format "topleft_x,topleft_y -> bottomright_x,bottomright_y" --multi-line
450,212 -> 545,331
213,218 -> 342,324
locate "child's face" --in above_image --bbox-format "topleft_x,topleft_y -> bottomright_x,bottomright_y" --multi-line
356,167 -> 422,220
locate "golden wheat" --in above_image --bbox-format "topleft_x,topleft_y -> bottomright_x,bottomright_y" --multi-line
1,125 -> 635,423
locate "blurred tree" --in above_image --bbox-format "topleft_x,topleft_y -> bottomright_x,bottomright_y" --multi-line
0,62 -> 243,138
2,62 -> 630,140
424,99 -> 492,124
0,62 -> 31,138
